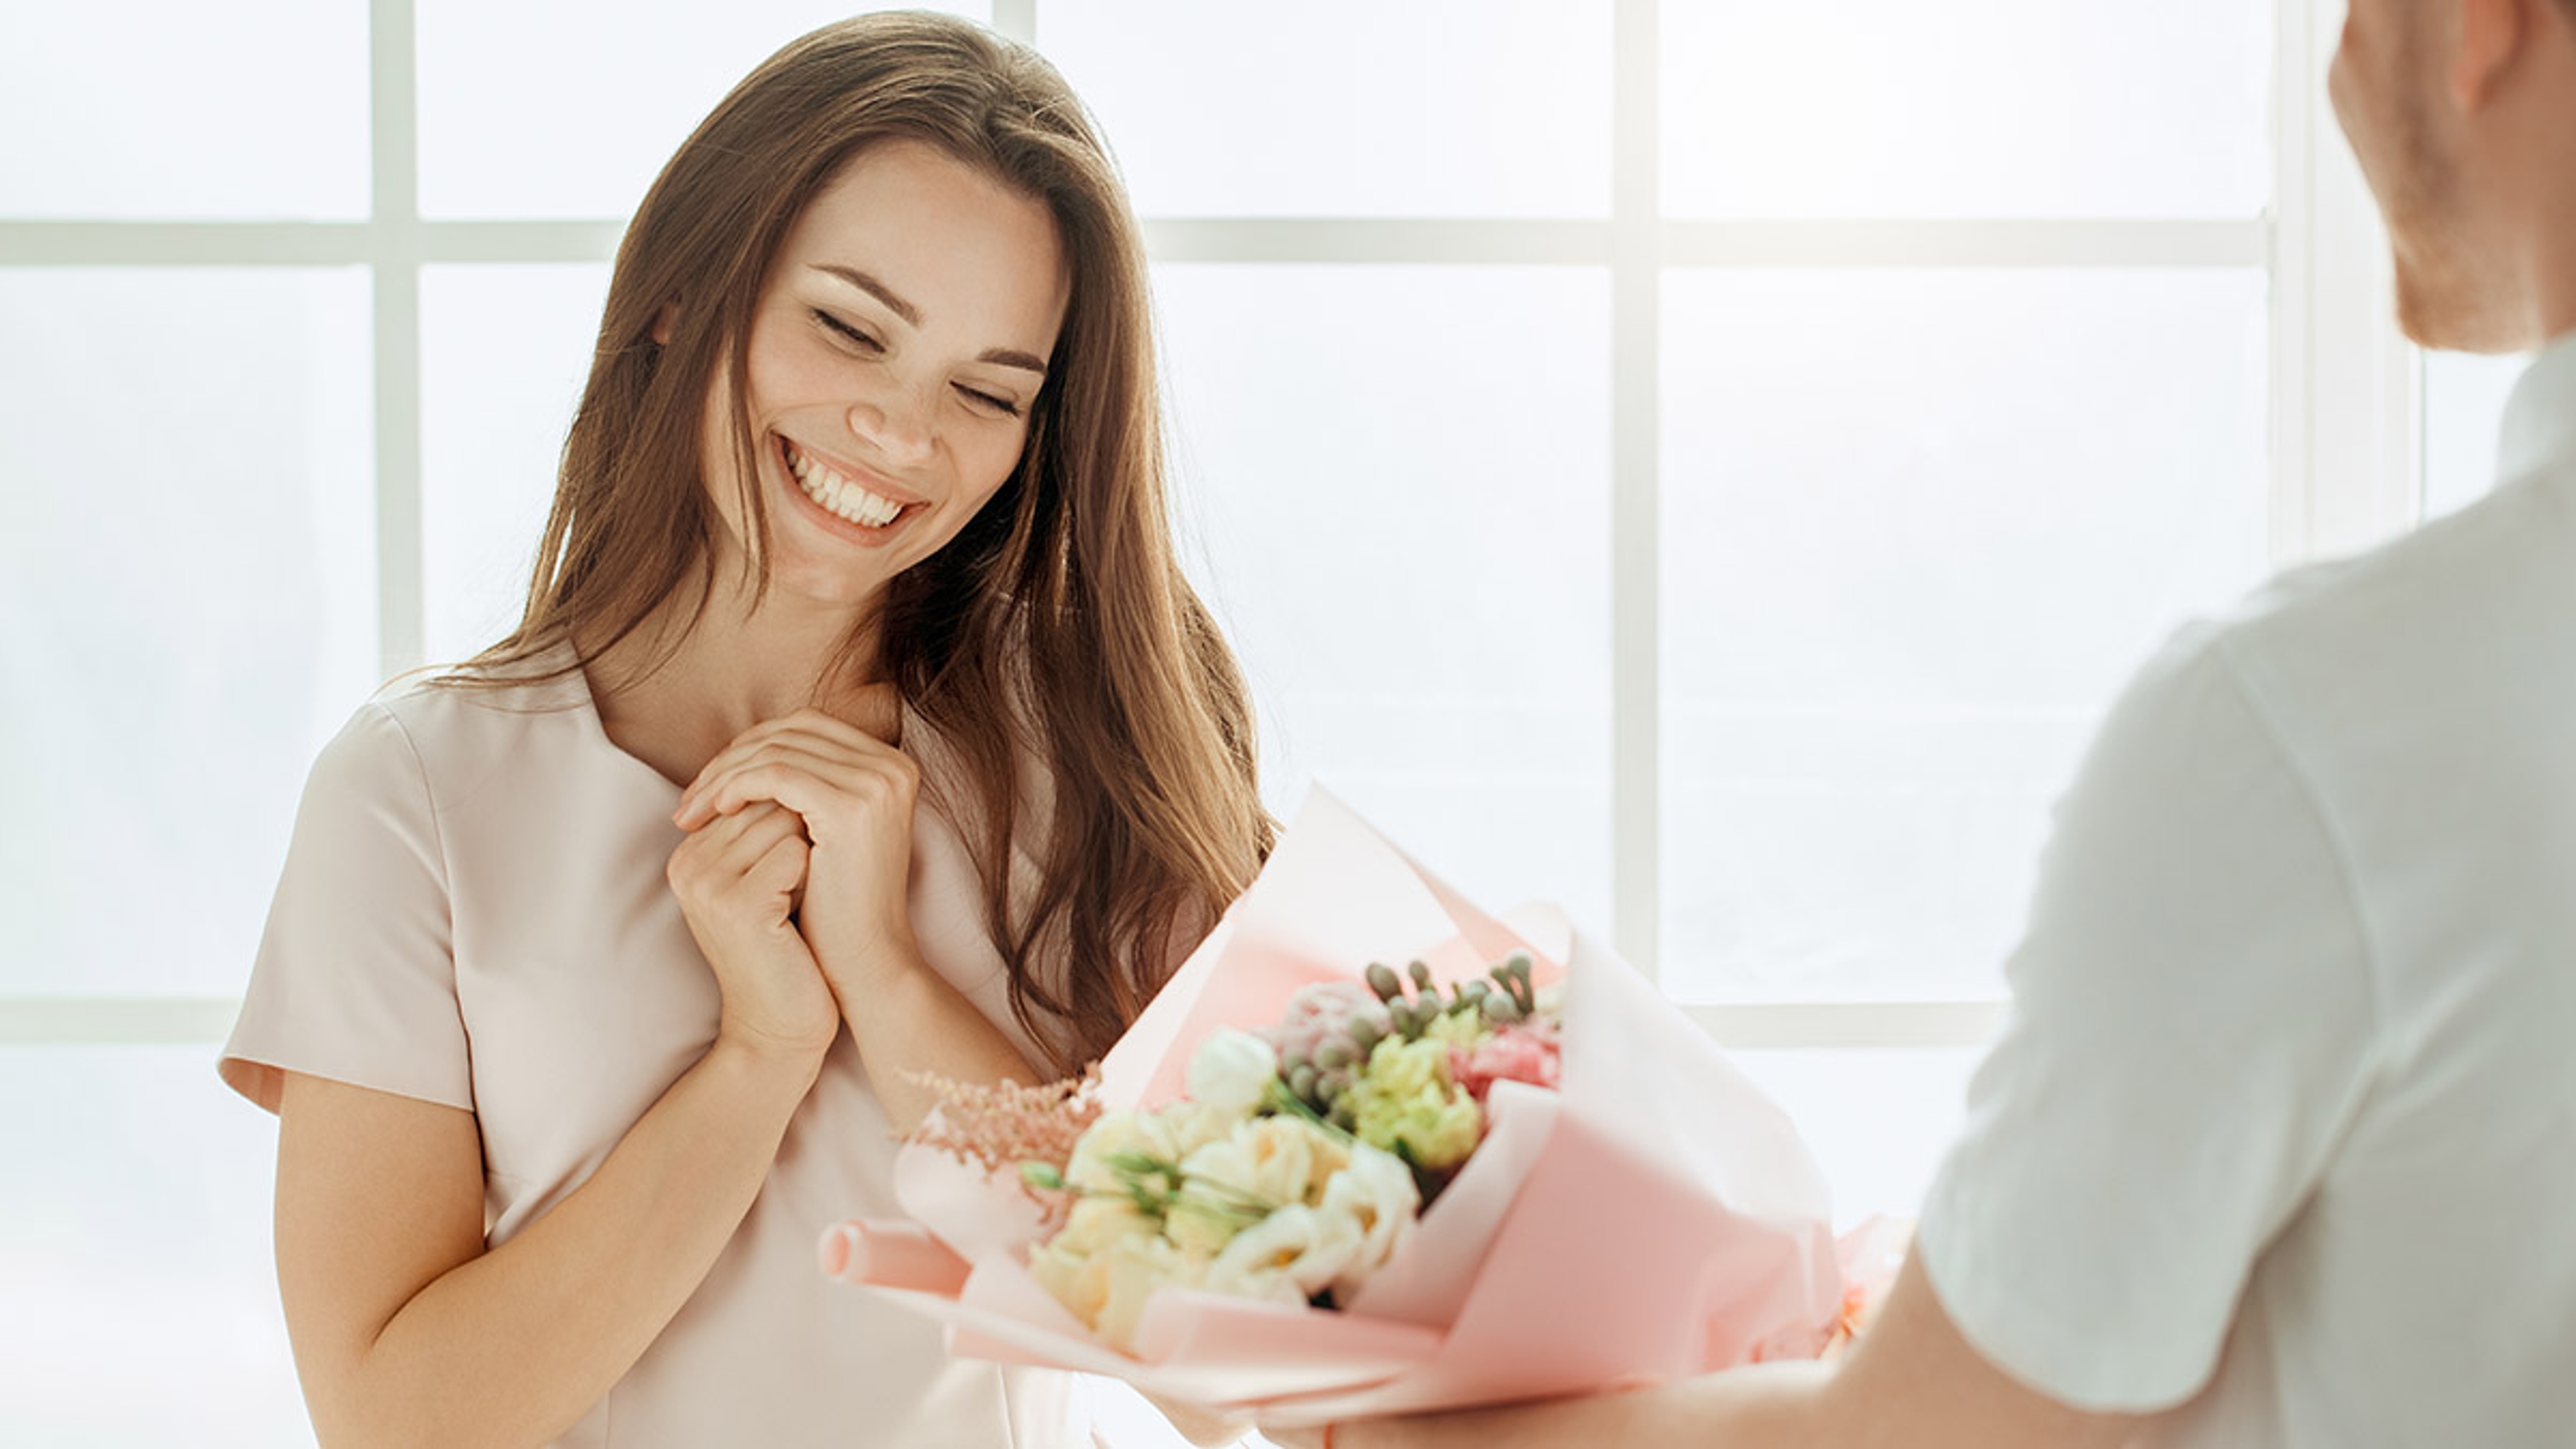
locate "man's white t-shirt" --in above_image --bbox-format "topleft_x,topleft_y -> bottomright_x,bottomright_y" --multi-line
1915,333 -> 2576,1448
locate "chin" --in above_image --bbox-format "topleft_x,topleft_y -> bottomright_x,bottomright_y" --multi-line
2393,260 -> 2530,356
769,547 -> 900,609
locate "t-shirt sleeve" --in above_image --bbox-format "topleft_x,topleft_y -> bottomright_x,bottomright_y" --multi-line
219,700 -> 472,1116
1912,625 -> 2381,1412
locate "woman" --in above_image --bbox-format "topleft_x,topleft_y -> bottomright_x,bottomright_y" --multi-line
219,13 -> 1271,1446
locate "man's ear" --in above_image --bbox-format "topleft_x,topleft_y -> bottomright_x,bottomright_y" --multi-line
651,301 -> 679,346
2451,0 -> 2528,110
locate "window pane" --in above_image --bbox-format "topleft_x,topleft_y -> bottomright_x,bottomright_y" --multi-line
1041,1 -> 1613,218
417,1 -> 989,219
1660,268 -> 2271,1002
1156,264 -> 1613,934
2423,349 -> 2531,521
1727,1046 -> 1983,1225
1,2 -> 368,219
0,268 -> 376,996
1663,0 -> 2271,219
0,1046 -> 313,1444
421,264 -> 613,665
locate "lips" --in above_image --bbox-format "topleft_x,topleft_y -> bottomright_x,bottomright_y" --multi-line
780,436 -> 919,530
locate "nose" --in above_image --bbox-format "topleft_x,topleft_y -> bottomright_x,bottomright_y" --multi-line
847,386 -> 936,470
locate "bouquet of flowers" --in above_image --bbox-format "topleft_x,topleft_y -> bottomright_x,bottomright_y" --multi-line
822,790 -> 1889,1425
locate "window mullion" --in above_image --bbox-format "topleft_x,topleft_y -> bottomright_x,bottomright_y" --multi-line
2272,0 -> 2419,568
1611,0 -> 1662,984
372,0 -> 427,678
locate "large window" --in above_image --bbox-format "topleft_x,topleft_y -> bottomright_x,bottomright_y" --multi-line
0,1 -> 2513,1442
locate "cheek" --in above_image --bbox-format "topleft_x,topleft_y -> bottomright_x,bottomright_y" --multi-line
961,421 -> 1033,504
696,384 -> 745,508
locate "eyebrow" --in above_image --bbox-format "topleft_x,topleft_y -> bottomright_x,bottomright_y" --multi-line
811,264 -> 1051,376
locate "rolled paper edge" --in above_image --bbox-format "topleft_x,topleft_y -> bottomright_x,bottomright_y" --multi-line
819,1218 -> 973,1296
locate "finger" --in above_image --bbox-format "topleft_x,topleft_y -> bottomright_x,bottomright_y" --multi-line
676,741 -> 856,829
676,719 -> 903,823
692,757 -> 918,835
678,740 -> 915,830
706,800 -> 810,869
741,709 -> 906,767
739,829 -> 811,901
669,802 -> 801,886
682,798 -> 790,849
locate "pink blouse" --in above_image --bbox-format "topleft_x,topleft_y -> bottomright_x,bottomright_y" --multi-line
222,643 -> 1087,1447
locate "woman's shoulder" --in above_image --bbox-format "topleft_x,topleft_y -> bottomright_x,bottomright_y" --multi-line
330,639 -> 606,798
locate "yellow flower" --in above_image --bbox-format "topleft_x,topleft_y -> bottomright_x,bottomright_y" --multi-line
1423,1008 -> 1489,1053
1346,1037 -> 1483,1170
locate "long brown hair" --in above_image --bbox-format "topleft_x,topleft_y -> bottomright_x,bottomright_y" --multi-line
470,11 -> 1273,1071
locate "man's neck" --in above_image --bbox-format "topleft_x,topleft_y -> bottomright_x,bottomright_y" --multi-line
2496,23 -> 2576,345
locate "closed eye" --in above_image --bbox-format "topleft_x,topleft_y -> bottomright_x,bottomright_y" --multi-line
813,309 -> 881,353
956,384 -> 1022,419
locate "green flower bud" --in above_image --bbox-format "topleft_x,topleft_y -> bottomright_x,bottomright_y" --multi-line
1365,962 -> 1404,1003
1316,1040 -> 1356,1071
1387,998 -> 1421,1039
1408,960 -> 1435,994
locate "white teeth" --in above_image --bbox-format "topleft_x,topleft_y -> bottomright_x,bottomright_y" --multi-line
784,441 -> 908,529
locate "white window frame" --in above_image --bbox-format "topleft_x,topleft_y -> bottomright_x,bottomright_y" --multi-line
0,0 -> 2422,1057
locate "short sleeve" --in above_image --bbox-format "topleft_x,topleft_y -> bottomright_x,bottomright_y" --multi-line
219,701 -> 472,1116
1913,625 -> 2381,1411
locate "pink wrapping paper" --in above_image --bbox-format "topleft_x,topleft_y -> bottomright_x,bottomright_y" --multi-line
822,789 -> 1846,1425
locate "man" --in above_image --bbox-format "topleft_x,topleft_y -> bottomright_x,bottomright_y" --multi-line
1277,1 -> 2576,1444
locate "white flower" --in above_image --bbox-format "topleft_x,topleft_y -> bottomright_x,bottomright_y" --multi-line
1031,1220 -> 1210,1353
1182,1114 -> 1348,1212
1054,1193 -> 1154,1255
1028,1238 -> 1113,1326
1319,1142 -> 1421,1301
1065,1109 -> 1160,1192
1155,1099 -> 1240,1158
1068,1105 -> 1221,1193
1095,1233 -> 1207,1352
1206,1203 -> 1362,1301
1187,1028 -> 1282,1117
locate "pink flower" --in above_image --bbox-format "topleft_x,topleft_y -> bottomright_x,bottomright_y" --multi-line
1448,1022 -> 1562,1103
1260,980 -> 1392,1063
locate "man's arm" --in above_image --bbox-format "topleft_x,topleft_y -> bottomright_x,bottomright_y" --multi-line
1285,1252 -> 2152,1449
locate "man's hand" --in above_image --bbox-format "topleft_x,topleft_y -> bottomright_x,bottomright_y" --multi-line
1265,1251 -> 2155,1449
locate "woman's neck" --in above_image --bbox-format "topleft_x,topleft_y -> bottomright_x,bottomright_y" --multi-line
582,555 -> 886,786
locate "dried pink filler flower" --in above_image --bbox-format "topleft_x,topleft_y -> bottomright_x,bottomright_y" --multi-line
905,1067 -> 1104,1218
1449,1022 -> 1562,1103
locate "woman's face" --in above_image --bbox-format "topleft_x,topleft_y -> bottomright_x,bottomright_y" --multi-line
702,139 -> 1071,609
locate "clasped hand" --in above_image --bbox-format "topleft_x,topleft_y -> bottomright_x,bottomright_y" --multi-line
663,690 -> 920,1061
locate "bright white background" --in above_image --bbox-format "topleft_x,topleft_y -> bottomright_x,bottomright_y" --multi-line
0,0 -> 2535,1442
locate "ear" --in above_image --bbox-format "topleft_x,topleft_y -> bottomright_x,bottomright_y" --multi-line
2451,0 -> 2528,109
651,301 -> 679,346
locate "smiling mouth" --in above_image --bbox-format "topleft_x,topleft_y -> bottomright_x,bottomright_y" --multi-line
781,437 -> 918,530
